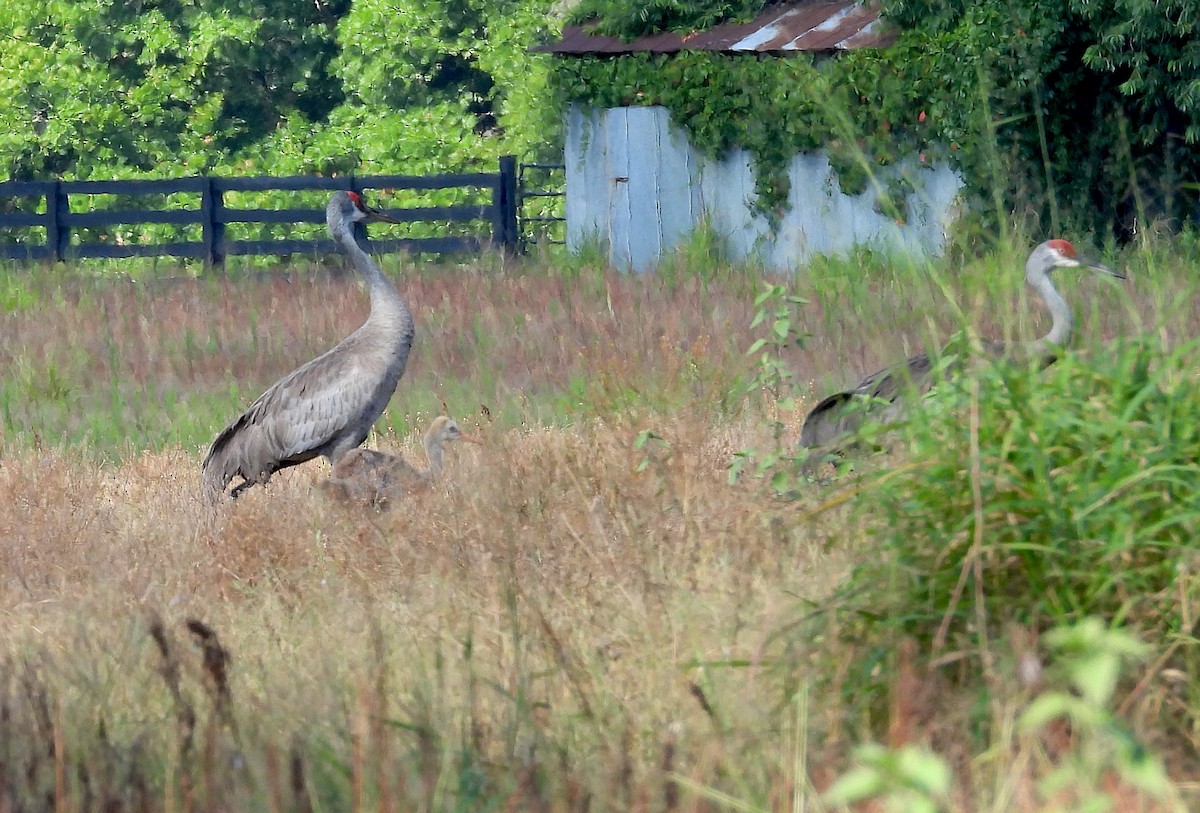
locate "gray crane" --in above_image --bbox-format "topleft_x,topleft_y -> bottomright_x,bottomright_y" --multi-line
202,191 -> 413,502
319,416 -> 478,506
800,239 -> 1125,448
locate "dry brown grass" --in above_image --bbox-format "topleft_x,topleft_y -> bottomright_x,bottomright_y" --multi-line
5,416 -> 1187,811
0,406 -> 857,811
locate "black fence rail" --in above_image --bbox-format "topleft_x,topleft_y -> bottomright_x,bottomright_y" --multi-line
0,156 -> 521,266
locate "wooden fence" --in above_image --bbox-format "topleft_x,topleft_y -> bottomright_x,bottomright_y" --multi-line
0,156 -> 520,265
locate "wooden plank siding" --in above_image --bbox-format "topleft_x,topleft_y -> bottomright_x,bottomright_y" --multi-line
0,158 -> 521,266
565,105 -> 965,271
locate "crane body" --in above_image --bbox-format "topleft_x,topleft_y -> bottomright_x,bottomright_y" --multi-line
800,240 -> 1125,448
203,191 -> 413,502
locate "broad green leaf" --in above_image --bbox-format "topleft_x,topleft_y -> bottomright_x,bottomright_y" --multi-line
823,765 -> 884,805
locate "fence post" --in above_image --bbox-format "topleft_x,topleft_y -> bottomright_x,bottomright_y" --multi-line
45,181 -> 69,262
201,176 -> 225,269
494,155 -> 519,255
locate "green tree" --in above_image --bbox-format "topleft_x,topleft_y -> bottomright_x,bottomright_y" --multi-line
0,0 -> 561,185
290,0 -> 558,176
0,0 -> 349,179
878,0 -> 1200,237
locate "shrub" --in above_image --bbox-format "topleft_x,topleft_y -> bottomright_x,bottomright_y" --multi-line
848,335 -> 1200,656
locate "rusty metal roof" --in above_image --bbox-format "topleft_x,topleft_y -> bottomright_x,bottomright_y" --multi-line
532,0 -> 895,56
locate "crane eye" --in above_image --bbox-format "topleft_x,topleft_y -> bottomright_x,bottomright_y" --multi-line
1046,238 -> 1076,258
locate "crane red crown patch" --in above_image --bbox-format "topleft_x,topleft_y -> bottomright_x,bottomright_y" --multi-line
346,190 -> 364,208
1046,238 -> 1076,258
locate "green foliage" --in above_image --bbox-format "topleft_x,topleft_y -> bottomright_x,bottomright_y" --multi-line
0,274 -> 37,312
822,619 -> 1177,813
824,743 -> 951,813
1070,0 -> 1200,146
745,283 -> 808,424
1028,619 -> 1150,710
0,0 -> 559,184
655,218 -> 734,287
550,0 -> 1200,240
884,0 -> 1200,238
548,0 -> 948,222
1019,619 -> 1174,807
729,283 -> 809,494
0,0 -> 348,179
847,335 -> 1200,654
0,0 -> 563,259
552,46 -> 933,220
293,0 -> 559,175
633,428 -> 669,473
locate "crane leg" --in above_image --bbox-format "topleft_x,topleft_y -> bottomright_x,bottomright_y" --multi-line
229,479 -> 254,500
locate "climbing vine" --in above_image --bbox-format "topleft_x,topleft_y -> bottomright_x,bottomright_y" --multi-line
551,42 -> 940,223
550,0 -> 1200,241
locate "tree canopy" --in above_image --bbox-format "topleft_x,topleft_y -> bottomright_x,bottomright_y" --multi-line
0,0 -> 559,181
885,0 -> 1199,238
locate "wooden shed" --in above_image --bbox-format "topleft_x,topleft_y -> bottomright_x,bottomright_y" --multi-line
535,0 -> 963,271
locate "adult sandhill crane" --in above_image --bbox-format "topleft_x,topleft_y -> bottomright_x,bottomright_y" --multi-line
319,416 -> 478,506
800,239 -> 1125,448
202,191 -> 413,502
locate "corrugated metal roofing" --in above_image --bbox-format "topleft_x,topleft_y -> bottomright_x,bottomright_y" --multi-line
532,0 -> 894,56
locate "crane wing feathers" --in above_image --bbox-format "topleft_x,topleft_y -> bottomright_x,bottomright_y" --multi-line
239,354 -> 378,459
271,378 -> 370,460
799,392 -> 860,448
202,349 -> 383,496
202,193 -> 416,502
799,353 -> 933,448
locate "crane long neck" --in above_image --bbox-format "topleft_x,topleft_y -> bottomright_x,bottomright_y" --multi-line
1027,267 -> 1071,354
333,222 -> 414,337
423,433 -> 444,478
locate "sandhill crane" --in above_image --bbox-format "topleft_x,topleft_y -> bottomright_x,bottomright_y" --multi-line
800,239 -> 1125,448
202,191 -> 413,502
319,416 -> 478,506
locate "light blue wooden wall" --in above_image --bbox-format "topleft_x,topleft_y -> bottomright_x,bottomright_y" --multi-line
565,105 -> 963,271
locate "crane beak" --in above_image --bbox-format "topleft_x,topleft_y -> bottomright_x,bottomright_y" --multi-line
363,204 -> 401,225
458,431 -> 482,445
1085,259 -> 1125,280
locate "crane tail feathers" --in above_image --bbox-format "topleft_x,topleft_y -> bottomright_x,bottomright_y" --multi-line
201,417 -> 248,503
799,392 -> 862,448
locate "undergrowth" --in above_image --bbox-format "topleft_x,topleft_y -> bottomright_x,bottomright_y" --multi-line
847,335 -> 1200,648
782,330 -> 1200,809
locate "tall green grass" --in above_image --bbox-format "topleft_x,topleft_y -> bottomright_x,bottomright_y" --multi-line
781,325 -> 1200,781
854,335 -> 1200,634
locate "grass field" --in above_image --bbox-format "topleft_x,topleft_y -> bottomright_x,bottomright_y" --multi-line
2,234 -> 1199,811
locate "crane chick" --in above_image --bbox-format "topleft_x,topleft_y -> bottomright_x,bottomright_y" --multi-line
319,416 -> 478,509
